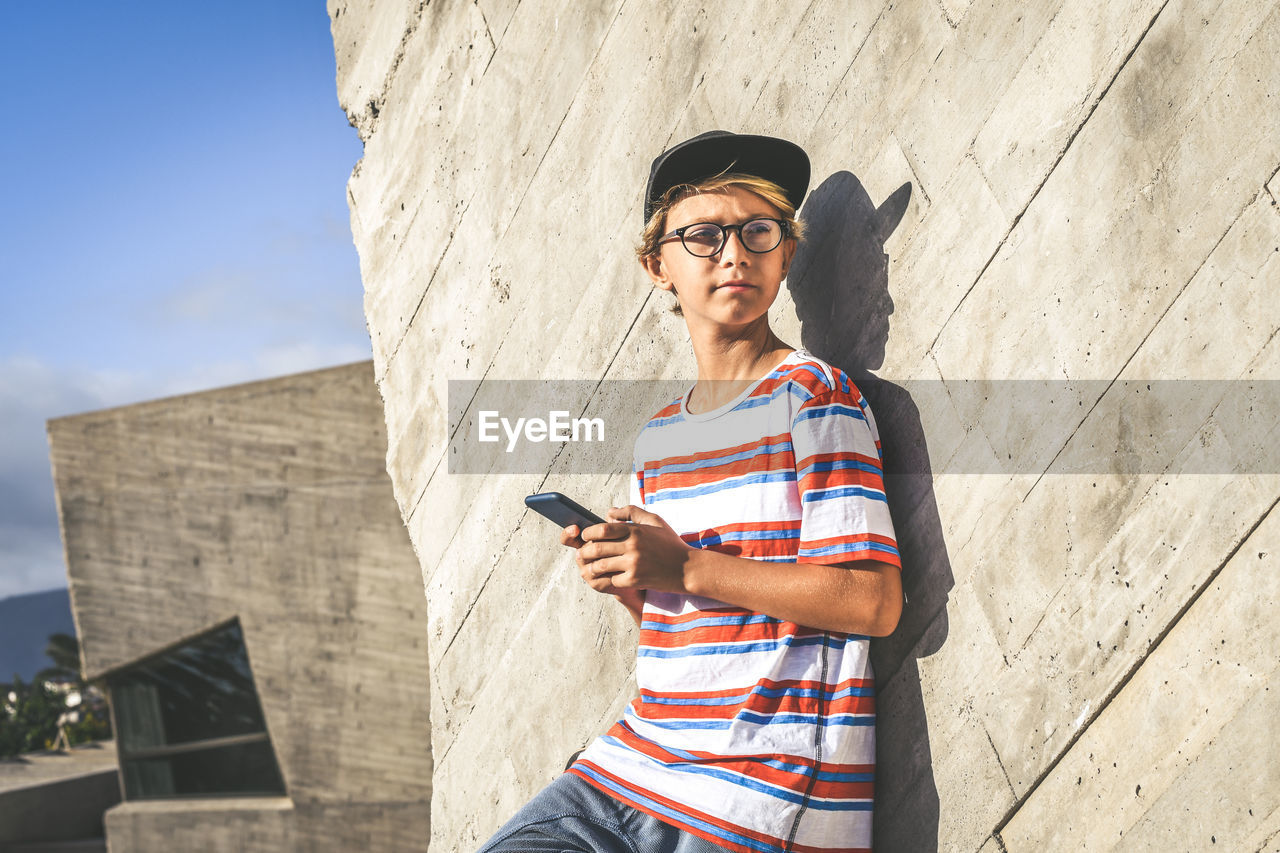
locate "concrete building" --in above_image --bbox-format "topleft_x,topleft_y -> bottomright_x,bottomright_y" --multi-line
329,1 -> 1280,850
0,743 -> 119,851
47,362 -> 432,851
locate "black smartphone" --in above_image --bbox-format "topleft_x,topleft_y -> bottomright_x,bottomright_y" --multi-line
524,492 -> 606,529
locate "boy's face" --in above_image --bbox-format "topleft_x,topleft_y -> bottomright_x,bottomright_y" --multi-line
643,186 -> 796,333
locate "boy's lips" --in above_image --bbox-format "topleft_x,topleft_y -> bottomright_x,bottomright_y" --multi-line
716,279 -> 754,289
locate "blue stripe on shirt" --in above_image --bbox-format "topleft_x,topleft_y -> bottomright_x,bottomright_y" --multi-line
601,732 -> 875,786
800,485 -> 887,504
640,612 -> 776,634
641,683 -> 875,706
647,469 -> 797,503
573,763 -> 777,851
691,526 -> 800,548
637,633 -> 844,659
797,540 -> 899,559
796,458 -> 883,478
793,402 -> 866,426
584,743 -> 872,812
646,439 -> 794,478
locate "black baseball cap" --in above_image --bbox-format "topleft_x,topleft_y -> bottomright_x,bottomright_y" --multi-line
643,131 -> 811,224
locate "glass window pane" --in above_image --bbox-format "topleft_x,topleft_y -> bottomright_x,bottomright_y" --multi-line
108,620 -> 286,800
123,740 -> 286,799
110,621 -> 270,751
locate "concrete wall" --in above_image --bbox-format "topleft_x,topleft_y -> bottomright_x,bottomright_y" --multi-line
47,362 -> 432,852
0,771 -> 118,847
329,1 -> 1280,849
0,744 -> 119,848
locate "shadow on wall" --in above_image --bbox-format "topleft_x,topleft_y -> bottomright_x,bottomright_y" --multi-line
789,172 -> 955,853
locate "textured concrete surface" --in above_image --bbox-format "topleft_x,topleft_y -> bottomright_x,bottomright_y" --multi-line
1000,508 -> 1280,850
0,743 -> 118,793
0,744 -> 119,846
47,363 -> 432,852
329,1 -> 1280,849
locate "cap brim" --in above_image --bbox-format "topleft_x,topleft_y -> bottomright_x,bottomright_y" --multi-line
645,133 -> 810,223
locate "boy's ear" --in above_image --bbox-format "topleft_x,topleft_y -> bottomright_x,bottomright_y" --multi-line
641,254 -> 674,292
781,237 -> 798,278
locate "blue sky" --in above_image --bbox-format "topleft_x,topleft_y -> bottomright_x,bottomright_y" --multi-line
0,3 -> 369,599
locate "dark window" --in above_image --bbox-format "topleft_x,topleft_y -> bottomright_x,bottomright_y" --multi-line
109,620 -> 285,799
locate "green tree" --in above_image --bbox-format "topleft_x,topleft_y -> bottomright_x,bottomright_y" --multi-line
14,677 -> 61,752
0,680 -> 23,757
0,634 -> 112,759
0,676 -> 60,757
42,632 -> 82,679
65,709 -> 112,745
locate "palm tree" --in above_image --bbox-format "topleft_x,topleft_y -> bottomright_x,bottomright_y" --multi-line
41,633 -> 82,681
22,633 -> 112,753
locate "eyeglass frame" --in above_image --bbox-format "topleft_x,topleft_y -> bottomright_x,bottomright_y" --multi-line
657,217 -> 792,258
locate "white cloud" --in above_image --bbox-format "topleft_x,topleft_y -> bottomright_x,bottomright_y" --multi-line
0,356 -> 145,421
144,340 -> 372,398
0,357 -> 144,598
0,536 -> 66,602
148,260 -> 368,343
252,340 -> 371,378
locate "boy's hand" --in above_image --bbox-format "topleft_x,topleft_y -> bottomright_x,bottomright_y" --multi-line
576,505 -> 693,594
565,507 -> 902,636
560,520 -> 646,618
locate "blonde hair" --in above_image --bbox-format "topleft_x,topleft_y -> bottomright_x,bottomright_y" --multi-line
637,172 -> 804,315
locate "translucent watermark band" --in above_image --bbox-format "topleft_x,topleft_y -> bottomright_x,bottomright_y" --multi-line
446,379 -> 1279,476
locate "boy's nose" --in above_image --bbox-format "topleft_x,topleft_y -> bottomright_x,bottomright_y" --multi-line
716,230 -> 749,263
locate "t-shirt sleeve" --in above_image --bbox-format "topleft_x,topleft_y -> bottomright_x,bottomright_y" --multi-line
791,385 -> 900,568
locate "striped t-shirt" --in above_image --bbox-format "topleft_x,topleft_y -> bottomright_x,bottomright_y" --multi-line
569,349 -> 900,853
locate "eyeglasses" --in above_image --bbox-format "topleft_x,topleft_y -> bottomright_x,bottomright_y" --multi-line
659,217 -> 789,257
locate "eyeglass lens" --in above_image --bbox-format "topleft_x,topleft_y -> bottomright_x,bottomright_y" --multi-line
681,219 -> 782,257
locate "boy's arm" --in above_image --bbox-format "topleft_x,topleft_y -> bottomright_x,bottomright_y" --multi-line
578,506 -> 902,636
681,548 -> 900,636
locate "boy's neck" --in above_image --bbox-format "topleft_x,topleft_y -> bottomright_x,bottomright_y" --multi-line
686,321 -> 794,412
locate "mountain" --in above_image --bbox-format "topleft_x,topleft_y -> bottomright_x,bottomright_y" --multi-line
0,587 -> 77,683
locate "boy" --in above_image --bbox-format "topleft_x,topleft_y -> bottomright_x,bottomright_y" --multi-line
480,131 -> 902,853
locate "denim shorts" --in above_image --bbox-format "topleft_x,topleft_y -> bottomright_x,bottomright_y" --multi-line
477,772 -> 732,853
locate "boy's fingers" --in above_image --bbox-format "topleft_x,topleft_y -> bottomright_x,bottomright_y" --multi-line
583,552 -> 621,577
606,505 -> 642,522
586,576 -> 616,594
560,525 -> 587,549
578,542 -> 609,567
582,521 -> 631,542
608,504 -> 663,526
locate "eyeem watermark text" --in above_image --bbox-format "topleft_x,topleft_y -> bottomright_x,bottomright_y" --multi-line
448,379 -> 1279,475
478,410 -> 605,453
